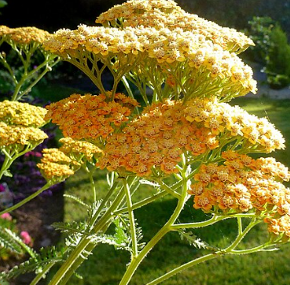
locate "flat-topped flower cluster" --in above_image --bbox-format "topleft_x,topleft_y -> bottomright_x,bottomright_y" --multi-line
0,101 -> 48,149
43,1 -> 257,100
190,151 -> 290,238
0,25 -> 51,45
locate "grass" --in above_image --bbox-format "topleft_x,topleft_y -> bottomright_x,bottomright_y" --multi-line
37,82 -> 290,285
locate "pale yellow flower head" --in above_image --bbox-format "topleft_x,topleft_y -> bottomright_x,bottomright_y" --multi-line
44,25 -> 257,98
184,97 -> 285,152
96,0 -> 254,53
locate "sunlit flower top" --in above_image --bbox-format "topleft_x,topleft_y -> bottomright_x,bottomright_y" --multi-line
0,25 -> 51,45
44,25 -> 257,98
95,0 -> 254,53
98,99 -> 214,176
0,100 -> 47,127
45,92 -> 138,142
184,97 -> 285,152
189,151 -> 290,239
37,148 -> 80,181
98,97 -> 285,176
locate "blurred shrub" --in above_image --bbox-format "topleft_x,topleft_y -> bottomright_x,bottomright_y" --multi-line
247,16 -> 275,64
248,17 -> 290,89
266,24 -> 290,89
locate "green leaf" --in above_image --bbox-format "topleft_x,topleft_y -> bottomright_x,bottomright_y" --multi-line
0,0 -> 7,8
0,228 -> 23,254
52,221 -> 89,235
0,246 -> 64,282
3,169 -> 12,177
178,229 -> 219,251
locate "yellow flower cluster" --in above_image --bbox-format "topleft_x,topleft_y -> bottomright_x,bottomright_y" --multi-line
0,25 -> 51,45
44,25 -> 256,97
96,0 -> 254,53
59,137 -> 103,162
0,101 -> 48,148
189,151 -> 290,237
98,100 -> 218,176
0,100 -> 47,127
37,148 -> 80,181
45,92 -> 138,142
0,122 -> 47,147
184,97 -> 285,152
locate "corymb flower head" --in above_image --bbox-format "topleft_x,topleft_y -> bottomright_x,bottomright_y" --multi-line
0,100 -> 47,128
59,137 -> 103,163
184,97 -> 285,153
44,25 -> 256,100
0,122 -> 47,148
189,151 -> 290,239
96,0 -> 254,53
37,148 -> 81,182
0,25 -> 51,45
98,99 -> 217,177
45,93 -> 138,143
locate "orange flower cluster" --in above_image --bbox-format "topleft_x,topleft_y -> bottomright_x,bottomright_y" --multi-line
98,100 -> 218,176
0,25 -> 51,45
96,0 -> 253,53
45,92 -> 139,142
184,97 -> 285,152
37,148 -> 80,181
189,150 -> 290,237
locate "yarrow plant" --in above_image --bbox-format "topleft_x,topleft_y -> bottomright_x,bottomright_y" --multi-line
1,0 -> 290,284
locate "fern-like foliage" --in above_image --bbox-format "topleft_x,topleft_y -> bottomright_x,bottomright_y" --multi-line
0,246 -> 65,282
178,229 -> 220,251
52,221 -> 89,235
0,227 -> 23,254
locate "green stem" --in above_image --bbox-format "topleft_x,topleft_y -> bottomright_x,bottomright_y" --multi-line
0,182 -> 53,215
49,183 -> 125,285
114,190 -> 168,215
230,244 -> 271,255
0,54 -> 18,85
225,218 -> 261,252
11,54 -> 57,101
147,218 -> 263,285
14,57 -> 60,101
0,152 -> 12,180
84,165 -> 97,203
119,170 -> 189,285
121,76 -> 139,115
171,214 -> 227,229
147,253 -> 220,285
30,262 -> 55,285
123,178 -> 138,258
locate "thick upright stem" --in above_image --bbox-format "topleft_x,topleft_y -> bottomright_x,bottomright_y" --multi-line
48,183 -> 125,285
123,178 -> 138,258
119,174 -> 189,285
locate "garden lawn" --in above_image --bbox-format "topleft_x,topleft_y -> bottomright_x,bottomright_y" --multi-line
54,93 -> 290,285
